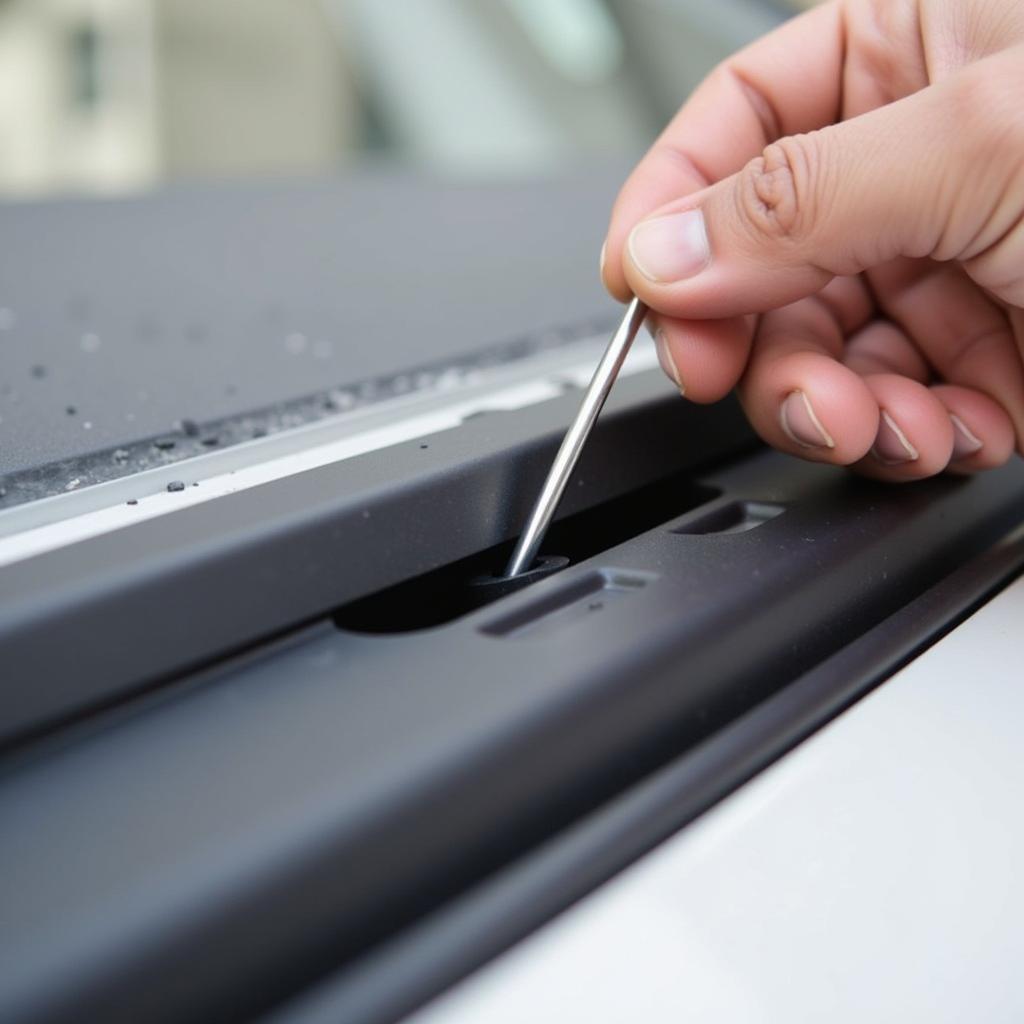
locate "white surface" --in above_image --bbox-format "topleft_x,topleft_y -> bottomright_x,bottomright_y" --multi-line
412,573 -> 1024,1024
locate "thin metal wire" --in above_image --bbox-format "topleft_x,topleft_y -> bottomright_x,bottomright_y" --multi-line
504,296 -> 648,577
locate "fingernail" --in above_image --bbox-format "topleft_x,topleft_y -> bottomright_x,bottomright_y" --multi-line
950,414 -> 983,460
599,240 -> 607,278
780,390 -> 834,449
872,410 -> 919,464
628,209 -> 709,283
654,328 -> 685,395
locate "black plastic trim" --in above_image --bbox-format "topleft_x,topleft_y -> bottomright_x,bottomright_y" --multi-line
270,529 -> 1024,1024
2,451 -> 1021,1024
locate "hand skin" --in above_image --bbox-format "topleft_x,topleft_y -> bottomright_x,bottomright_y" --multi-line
602,0 -> 1024,480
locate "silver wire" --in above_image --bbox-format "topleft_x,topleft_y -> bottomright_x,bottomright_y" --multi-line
504,296 -> 648,578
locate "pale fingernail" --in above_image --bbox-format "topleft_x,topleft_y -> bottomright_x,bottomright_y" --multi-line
654,328 -> 685,395
871,410 -> 919,464
950,414 -> 983,460
599,240 -> 607,278
780,390 -> 834,449
627,209 -> 709,283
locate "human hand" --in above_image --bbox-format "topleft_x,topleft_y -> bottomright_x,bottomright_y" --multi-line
603,0 -> 1024,479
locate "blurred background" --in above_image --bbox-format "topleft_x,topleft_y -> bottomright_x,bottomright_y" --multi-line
0,0 -> 810,199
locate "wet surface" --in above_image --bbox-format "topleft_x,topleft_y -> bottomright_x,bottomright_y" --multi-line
0,316 -> 614,509
0,170 -> 624,506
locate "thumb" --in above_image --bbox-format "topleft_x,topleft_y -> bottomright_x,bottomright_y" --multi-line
621,52 -> 1024,318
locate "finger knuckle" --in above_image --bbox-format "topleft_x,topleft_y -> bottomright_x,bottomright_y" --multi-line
736,136 -> 819,246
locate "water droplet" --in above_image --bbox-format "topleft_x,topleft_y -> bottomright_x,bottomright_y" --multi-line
0,308 -> 15,330
127,498 -> 138,506
153,438 -> 176,451
113,448 -> 130,464
284,332 -> 308,355
167,480 -> 185,492
30,365 -> 47,379
66,405 -> 77,416
66,478 -> 81,491
82,421 -> 93,430
328,389 -> 355,410
80,332 -> 101,352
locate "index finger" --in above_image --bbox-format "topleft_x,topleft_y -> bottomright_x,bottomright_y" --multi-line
603,0 -> 845,300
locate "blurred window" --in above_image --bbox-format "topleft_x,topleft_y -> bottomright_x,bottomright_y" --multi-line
0,0 -> 801,197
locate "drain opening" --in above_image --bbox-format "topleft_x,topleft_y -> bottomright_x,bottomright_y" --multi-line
334,473 -> 718,634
